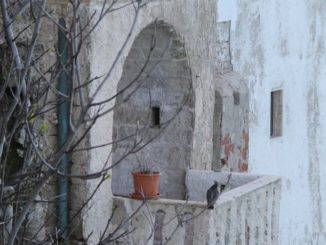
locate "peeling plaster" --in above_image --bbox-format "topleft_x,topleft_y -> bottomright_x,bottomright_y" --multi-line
307,82 -> 326,243
222,0 -> 326,244
306,29 -> 326,243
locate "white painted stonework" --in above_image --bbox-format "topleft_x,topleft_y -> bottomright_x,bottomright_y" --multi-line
218,0 -> 326,244
112,171 -> 281,245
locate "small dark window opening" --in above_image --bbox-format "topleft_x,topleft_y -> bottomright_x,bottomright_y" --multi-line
151,106 -> 160,127
233,91 -> 240,105
154,210 -> 165,245
270,90 -> 283,137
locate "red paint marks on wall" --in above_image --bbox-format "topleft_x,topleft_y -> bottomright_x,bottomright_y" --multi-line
221,134 -> 234,157
219,132 -> 248,172
238,162 -> 248,172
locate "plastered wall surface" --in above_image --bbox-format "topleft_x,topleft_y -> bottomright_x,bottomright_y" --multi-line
218,0 -> 326,244
85,0 -> 217,243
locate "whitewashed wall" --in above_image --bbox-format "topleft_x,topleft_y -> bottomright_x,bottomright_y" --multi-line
218,0 -> 326,244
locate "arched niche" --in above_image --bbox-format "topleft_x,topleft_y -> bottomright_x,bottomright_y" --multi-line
111,21 -> 195,199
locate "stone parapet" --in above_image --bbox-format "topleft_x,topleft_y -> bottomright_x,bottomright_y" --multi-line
111,171 -> 281,245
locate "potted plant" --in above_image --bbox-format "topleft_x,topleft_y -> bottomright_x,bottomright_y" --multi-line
130,156 -> 160,200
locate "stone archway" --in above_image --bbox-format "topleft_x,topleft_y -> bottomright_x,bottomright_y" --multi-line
111,21 -> 195,199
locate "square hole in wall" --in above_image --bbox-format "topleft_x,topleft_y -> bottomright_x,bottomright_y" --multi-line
270,90 -> 283,137
233,91 -> 240,105
151,106 -> 160,127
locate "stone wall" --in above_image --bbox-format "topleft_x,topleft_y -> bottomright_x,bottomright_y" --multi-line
213,72 -> 249,172
0,4 -> 62,241
111,172 -> 281,245
1,0 -> 218,243
0,2 -> 91,241
111,21 -> 194,199
211,20 -> 249,172
218,0 -> 326,244
0,0 -> 257,243
85,0 -> 218,242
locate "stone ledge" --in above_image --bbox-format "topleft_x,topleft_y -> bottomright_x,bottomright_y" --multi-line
113,195 -> 207,208
114,171 -> 281,206
186,170 -> 275,201
111,172 -> 281,245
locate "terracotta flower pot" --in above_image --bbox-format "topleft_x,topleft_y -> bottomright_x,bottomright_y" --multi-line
131,172 -> 160,200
